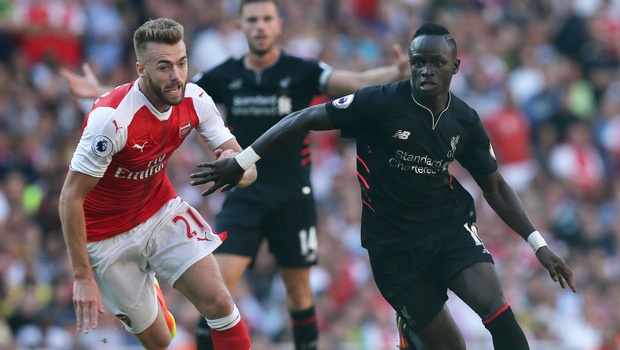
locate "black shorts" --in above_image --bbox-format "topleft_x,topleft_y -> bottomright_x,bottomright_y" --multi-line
368,222 -> 494,331
214,196 -> 318,268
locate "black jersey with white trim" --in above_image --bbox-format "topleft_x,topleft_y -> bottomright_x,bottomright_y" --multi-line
325,80 -> 498,251
193,53 -> 331,201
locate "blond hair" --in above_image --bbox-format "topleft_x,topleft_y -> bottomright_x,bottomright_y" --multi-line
133,18 -> 184,64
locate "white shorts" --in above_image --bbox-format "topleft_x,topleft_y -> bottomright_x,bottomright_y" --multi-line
87,197 -> 224,334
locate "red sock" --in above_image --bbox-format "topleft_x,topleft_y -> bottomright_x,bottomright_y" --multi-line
210,318 -> 252,350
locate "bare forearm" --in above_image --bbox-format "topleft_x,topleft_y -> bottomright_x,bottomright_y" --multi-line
483,183 -> 536,240
59,198 -> 93,280
359,65 -> 405,86
326,65 -> 408,97
252,104 -> 332,156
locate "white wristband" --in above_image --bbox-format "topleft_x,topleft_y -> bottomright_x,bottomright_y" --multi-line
527,231 -> 548,253
234,146 -> 261,171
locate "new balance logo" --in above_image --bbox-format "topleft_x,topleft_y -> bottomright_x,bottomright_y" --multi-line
392,130 -> 410,139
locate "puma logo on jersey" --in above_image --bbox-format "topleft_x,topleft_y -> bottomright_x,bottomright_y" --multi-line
113,120 -> 123,133
392,130 -> 410,139
133,142 -> 147,152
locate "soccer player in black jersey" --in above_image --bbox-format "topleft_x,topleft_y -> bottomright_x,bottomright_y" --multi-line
190,1 -> 409,349
61,1 -> 410,349
191,23 -> 578,350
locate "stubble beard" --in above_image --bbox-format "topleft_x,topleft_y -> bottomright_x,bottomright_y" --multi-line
145,74 -> 185,107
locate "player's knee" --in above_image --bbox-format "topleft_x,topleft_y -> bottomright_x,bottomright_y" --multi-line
284,287 -> 313,310
416,306 -> 466,349
136,327 -> 172,350
198,292 -> 235,319
477,297 -> 508,321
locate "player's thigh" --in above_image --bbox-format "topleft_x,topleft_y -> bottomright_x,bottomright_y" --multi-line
215,253 -> 253,291
174,254 -> 234,319
147,198 -> 225,287
368,248 -> 448,333
442,223 -> 504,319
369,247 -> 466,349
88,235 -> 158,334
267,197 -> 318,268
416,305 -> 465,350
448,262 -> 506,319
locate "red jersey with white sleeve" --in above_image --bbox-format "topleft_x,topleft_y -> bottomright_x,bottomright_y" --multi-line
69,79 -> 234,242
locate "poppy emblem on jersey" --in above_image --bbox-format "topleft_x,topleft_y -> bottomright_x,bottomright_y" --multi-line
179,121 -> 192,138
91,135 -> 113,157
332,94 -> 354,109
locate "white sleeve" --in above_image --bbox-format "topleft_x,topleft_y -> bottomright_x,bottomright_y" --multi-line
191,89 -> 235,149
318,61 -> 334,93
69,107 -> 126,178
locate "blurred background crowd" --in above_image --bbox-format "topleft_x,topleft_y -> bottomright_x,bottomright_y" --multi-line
1,0 -> 620,349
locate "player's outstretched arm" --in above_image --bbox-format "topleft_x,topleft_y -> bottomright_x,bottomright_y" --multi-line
191,104 -> 333,196
60,63 -> 112,99
472,170 -> 577,293
325,43 -> 410,97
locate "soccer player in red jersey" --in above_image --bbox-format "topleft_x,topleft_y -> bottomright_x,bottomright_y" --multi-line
59,18 -> 255,350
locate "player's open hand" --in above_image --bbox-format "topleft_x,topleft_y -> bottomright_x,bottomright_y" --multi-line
535,246 -> 577,293
190,158 -> 245,196
392,44 -> 411,80
60,63 -> 103,99
73,277 -> 105,334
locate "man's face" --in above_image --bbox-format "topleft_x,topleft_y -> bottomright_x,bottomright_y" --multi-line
137,41 -> 188,111
239,2 -> 282,56
408,35 -> 459,98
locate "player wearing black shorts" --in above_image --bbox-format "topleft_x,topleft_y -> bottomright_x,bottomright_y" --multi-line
194,52 -> 328,267
190,1 -> 410,349
191,22 -> 577,350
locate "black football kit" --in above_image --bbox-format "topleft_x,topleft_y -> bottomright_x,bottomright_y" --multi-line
325,79 -> 498,330
193,52 -> 333,266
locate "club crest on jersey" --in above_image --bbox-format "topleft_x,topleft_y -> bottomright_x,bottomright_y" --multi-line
332,94 -> 354,109
179,121 -> 192,138
278,96 -> 292,114
91,135 -> 113,157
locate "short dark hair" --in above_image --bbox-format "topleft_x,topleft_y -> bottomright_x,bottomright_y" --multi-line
411,23 -> 457,58
239,0 -> 279,14
133,18 -> 184,64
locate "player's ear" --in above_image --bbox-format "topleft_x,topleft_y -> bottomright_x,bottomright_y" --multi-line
452,58 -> 460,75
136,62 -> 145,77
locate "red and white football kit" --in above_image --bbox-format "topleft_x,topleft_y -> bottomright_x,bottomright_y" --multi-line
69,79 -> 234,333
71,79 -> 233,242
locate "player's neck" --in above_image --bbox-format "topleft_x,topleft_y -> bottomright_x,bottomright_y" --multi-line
245,47 -> 280,71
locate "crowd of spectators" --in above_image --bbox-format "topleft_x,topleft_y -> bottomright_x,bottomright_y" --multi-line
1,0 -> 620,349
